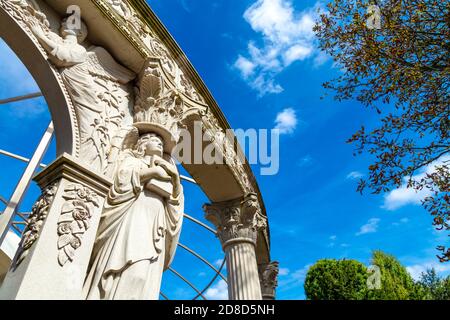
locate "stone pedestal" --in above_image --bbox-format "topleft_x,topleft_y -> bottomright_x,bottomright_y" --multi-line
0,154 -> 111,300
204,193 -> 267,300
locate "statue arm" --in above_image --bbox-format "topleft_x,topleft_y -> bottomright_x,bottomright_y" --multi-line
28,20 -> 58,53
171,174 -> 181,199
153,158 -> 181,198
139,167 -> 171,184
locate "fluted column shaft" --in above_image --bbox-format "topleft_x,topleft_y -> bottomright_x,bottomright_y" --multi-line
204,193 -> 267,300
225,240 -> 261,300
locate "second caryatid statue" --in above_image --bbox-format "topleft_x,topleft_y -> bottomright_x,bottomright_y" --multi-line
82,59 -> 185,300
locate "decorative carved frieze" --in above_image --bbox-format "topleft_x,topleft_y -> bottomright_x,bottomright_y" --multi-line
57,184 -> 100,266
93,0 -> 151,58
259,261 -> 279,300
106,0 -> 154,40
133,58 -> 210,149
134,60 -> 184,140
95,0 -> 206,105
11,182 -> 58,270
204,193 -> 267,248
0,0 -> 49,34
26,13 -> 136,174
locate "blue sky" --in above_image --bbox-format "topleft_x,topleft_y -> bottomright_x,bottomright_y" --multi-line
0,0 -> 449,300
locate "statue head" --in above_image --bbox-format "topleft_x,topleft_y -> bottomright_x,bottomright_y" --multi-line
135,133 -> 164,158
60,17 -> 88,43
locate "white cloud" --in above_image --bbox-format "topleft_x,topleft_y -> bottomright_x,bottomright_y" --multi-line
407,261 -> 450,281
291,265 -> 310,282
279,267 -> 290,276
283,44 -> 313,66
278,264 -> 312,292
205,280 -> 228,300
383,156 -> 450,211
252,74 -> 284,94
234,0 -> 325,95
313,50 -> 329,68
383,186 -> 431,211
392,217 -> 410,226
274,108 -> 297,134
213,259 -> 224,268
347,171 -> 364,180
234,55 -> 256,78
356,218 -> 380,236
328,235 -> 337,248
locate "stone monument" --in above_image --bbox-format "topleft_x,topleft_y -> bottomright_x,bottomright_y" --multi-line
0,0 -> 276,300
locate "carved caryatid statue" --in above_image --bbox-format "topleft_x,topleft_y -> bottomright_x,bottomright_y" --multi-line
83,127 -> 184,300
83,60 -> 185,300
27,16 -> 135,174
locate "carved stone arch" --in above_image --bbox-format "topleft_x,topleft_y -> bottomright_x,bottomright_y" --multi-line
0,3 -> 79,157
0,0 -> 274,300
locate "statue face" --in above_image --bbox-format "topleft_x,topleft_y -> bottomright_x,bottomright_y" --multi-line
142,135 -> 164,157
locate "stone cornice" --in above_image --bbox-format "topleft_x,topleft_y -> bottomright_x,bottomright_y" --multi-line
33,153 -> 112,196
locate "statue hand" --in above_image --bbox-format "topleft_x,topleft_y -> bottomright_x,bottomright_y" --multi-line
154,159 -> 178,178
28,19 -> 45,38
152,166 -> 172,182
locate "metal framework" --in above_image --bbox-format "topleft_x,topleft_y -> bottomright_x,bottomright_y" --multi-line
0,92 -> 42,105
0,92 -> 228,300
0,121 -> 54,245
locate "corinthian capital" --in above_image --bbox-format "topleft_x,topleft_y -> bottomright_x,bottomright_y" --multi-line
259,261 -> 280,300
203,193 -> 267,248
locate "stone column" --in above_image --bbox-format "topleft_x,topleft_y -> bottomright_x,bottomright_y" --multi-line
259,261 -> 279,300
204,193 -> 267,300
0,154 -> 111,300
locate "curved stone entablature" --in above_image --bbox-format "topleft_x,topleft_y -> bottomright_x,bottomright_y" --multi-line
0,0 -> 270,266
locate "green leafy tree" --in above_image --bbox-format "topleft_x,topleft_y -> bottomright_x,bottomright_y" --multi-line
368,251 -> 416,300
304,259 -> 368,300
417,268 -> 450,299
315,1 -> 450,259
305,251 -> 427,300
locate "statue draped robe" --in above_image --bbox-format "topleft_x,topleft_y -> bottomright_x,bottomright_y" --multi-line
83,152 -> 184,300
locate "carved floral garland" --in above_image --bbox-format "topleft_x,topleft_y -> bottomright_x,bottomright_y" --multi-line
11,182 -> 58,270
57,184 -> 99,266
